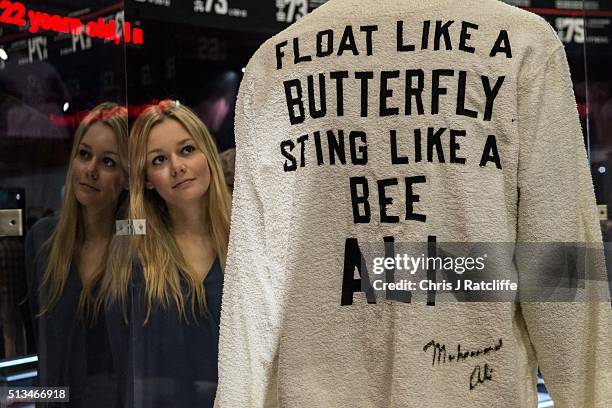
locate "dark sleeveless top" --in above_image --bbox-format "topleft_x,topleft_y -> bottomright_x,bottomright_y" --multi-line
107,257 -> 223,408
25,217 -> 119,408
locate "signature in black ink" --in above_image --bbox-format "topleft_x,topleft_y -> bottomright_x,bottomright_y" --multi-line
422,338 -> 502,366
470,363 -> 494,390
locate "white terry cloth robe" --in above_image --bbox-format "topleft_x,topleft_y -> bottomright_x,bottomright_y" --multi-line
216,0 -> 612,407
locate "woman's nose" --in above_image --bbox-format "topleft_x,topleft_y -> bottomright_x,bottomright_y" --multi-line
86,159 -> 98,179
170,156 -> 186,176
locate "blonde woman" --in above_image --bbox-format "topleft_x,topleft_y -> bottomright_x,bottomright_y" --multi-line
25,102 -> 128,408
121,100 -> 230,407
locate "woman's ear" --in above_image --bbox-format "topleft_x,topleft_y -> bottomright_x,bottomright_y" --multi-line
144,175 -> 154,190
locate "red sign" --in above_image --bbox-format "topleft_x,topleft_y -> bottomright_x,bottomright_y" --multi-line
49,100 -> 161,127
0,1 -> 143,44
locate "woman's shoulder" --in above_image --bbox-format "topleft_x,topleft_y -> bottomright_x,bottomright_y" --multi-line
28,216 -> 59,241
24,217 -> 60,286
25,216 -> 59,254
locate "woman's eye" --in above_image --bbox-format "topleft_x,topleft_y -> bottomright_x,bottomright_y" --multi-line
102,157 -> 117,167
152,155 -> 165,166
78,149 -> 91,160
181,145 -> 196,155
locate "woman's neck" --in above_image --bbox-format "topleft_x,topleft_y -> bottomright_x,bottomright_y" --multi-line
168,201 -> 209,238
81,205 -> 114,241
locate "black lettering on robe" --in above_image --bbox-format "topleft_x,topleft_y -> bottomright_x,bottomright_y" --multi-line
380,70 -> 400,116
284,79 -> 305,125
427,235 -> 437,306
482,76 -> 505,121
457,71 -> 478,118
280,140 -> 297,171
341,237 -> 376,305
479,135 -> 502,169
422,20 -> 431,49
405,69 -> 425,115
397,21 -> 416,52
427,127 -> 446,163
316,29 -> 334,57
390,130 -> 409,165
296,135 -> 308,168
349,131 -> 368,165
459,21 -> 478,53
313,131 -> 324,165
384,236 -> 412,303
338,25 -> 359,56
434,20 -> 454,50
307,73 -> 327,119
355,71 -> 374,117
330,71 -> 349,116
327,129 -> 346,165
378,178 -> 400,223
450,129 -> 466,164
431,70 -> 455,114
350,177 -> 371,223
414,128 -> 423,162
361,25 -> 378,55
405,176 -> 427,222
293,37 -> 312,64
276,40 -> 287,69
490,30 -> 512,58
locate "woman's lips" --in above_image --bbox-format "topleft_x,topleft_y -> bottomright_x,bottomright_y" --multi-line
79,182 -> 100,192
173,178 -> 196,189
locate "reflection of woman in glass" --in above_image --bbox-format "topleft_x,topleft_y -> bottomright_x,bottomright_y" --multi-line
122,100 -> 230,407
25,103 -> 128,407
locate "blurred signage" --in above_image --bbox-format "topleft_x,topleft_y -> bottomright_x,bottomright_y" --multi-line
555,17 -> 585,43
27,35 -> 47,62
275,0 -> 308,23
135,0 -> 171,6
502,0 -> 611,45
504,0 -> 602,8
129,0 -> 303,32
192,0 -> 247,18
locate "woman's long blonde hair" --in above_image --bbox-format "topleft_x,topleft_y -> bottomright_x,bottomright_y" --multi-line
41,102 -> 128,318
106,100 -> 231,322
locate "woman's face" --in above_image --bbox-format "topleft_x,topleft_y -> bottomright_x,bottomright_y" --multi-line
72,122 -> 126,211
145,119 -> 211,208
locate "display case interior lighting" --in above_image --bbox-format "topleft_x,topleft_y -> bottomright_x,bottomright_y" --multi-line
598,166 -> 607,174
0,355 -> 38,368
0,48 -> 8,60
6,370 -> 38,382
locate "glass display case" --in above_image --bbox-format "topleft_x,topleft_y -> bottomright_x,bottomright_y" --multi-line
1,1 -> 609,407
